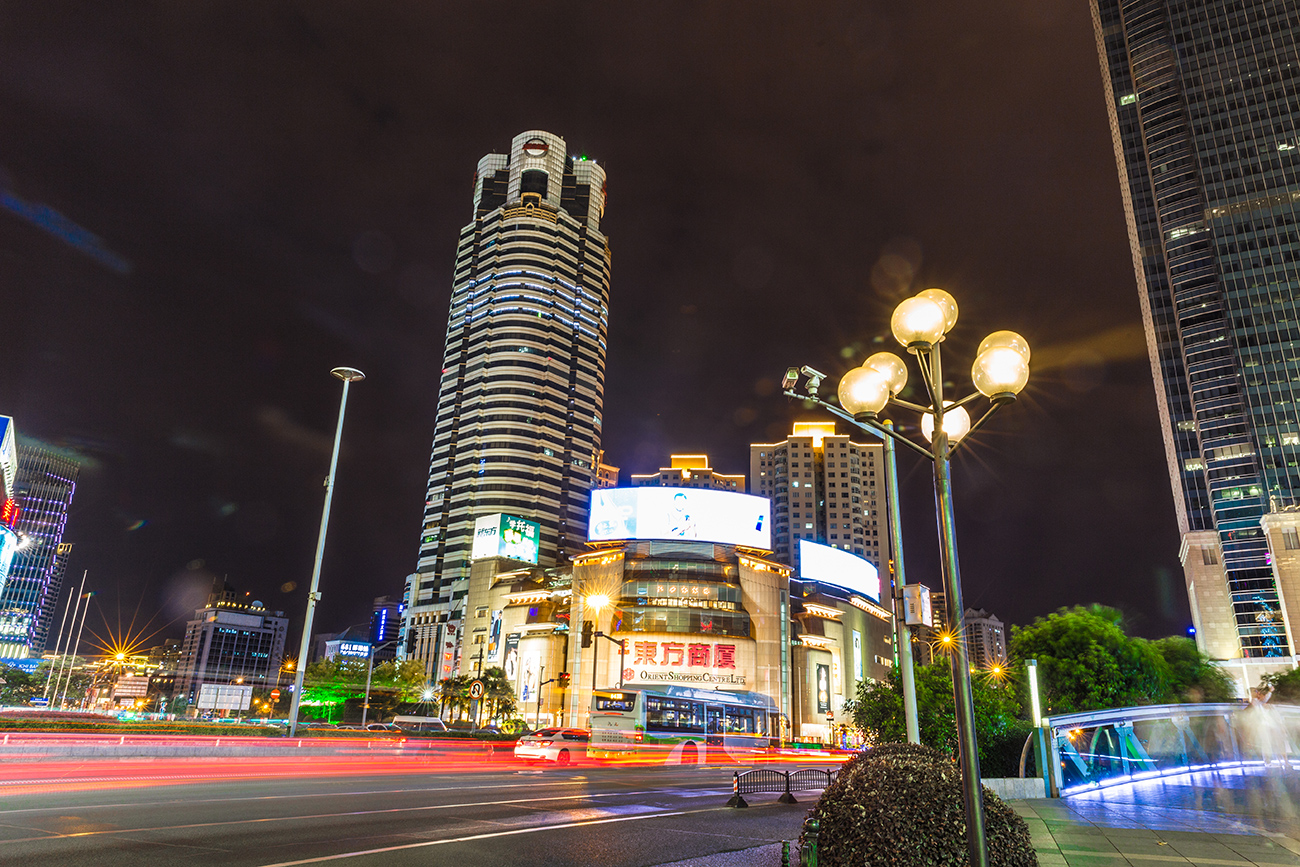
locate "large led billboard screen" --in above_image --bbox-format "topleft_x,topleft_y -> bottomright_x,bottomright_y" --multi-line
471,513 -> 541,564
799,540 -> 880,602
588,487 -> 771,549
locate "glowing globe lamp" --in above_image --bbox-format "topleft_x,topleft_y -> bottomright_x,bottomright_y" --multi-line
917,288 -> 959,333
976,330 -> 1031,363
864,352 -> 908,396
838,366 -> 890,417
891,296 -> 948,348
972,346 -> 1030,398
921,403 -> 972,443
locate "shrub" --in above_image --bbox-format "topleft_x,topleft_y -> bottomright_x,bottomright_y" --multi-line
802,742 -> 1037,867
981,719 -> 1038,778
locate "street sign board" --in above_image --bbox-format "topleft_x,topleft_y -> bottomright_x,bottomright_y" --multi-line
469,680 -> 485,700
196,683 -> 253,712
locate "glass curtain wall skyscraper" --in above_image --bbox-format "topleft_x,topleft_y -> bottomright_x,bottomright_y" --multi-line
1092,0 -> 1300,683
0,446 -> 78,658
403,130 -> 610,674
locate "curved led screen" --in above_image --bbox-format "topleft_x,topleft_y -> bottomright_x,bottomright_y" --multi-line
799,539 -> 880,602
588,487 -> 770,549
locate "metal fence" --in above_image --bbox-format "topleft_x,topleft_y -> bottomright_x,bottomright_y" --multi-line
727,767 -> 836,807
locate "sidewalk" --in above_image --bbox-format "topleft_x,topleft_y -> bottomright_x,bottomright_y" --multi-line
1015,798 -> 1300,867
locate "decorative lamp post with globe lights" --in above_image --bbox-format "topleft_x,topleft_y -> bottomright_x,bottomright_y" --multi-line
784,288 -> 1030,867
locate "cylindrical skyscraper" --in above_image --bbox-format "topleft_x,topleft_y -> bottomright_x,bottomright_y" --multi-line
404,131 -> 610,677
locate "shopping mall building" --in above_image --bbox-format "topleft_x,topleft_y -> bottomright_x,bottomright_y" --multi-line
448,487 -> 895,744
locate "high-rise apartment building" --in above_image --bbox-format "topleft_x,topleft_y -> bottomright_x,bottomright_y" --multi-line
0,446 -> 78,658
962,608 -> 1007,669
404,131 -> 611,674
750,422 -> 890,574
631,454 -> 745,491
1092,1 -> 1300,685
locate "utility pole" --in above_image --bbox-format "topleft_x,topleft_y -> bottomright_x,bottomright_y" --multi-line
59,589 -> 93,708
45,572 -> 85,703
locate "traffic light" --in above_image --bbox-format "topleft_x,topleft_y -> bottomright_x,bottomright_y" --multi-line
557,671 -> 571,689
405,626 -> 418,655
581,620 -> 594,648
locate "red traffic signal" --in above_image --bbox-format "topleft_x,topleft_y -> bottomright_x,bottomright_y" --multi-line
557,671 -> 571,689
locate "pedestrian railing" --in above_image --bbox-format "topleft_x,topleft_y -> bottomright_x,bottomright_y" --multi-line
1045,702 -> 1300,795
726,767 -> 836,807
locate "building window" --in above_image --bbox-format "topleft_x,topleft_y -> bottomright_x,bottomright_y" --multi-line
1202,547 -> 1218,565
1284,530 -> 1300,551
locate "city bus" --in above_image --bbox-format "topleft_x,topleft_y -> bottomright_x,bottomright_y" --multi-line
588,686 -> 778,764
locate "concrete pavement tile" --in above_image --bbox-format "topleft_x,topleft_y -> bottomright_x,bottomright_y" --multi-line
1055,835 -> 1122,852
1167,842 -> 1251,860
1036,855 -> 1069,867
1061,853 -> 1137,866
1266,836 -> 1300,856
1110,840 -> 1187,857
1104,829 -> 1164,838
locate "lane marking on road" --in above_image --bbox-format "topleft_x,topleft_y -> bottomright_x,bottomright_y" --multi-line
0,777 -> 624,815
0,787 -> 731,843
256,808 -> 705,866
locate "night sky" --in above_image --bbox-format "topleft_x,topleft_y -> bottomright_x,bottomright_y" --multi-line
0,2 -> 1190,654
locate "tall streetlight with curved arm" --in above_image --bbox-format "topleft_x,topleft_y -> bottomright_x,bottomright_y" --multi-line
287,366 -> 365,737
786,288 -> 1030,867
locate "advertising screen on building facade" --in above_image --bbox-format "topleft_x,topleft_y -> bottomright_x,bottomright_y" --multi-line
798,540 -> 880,602
0,416 -> 13,501
0,525 -> 17,592
471,513 -> 541,563
588,487 -> 771,549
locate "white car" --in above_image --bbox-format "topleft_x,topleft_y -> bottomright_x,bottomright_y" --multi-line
513,728 -> 589,765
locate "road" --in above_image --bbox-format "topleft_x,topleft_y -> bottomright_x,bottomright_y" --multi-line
0,755 -> 817,866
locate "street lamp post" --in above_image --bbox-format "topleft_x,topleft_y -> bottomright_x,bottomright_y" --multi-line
287,366 -> 365,738
785,288 -> 1031,867
880,421 -> 921,746
584,593 -> 611,724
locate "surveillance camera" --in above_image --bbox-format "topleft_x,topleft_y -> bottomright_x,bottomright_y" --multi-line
782,367 -> 800,390
800,366 -> 827,397
800,365 -> 827,382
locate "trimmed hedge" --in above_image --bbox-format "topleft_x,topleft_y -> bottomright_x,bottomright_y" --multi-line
803,742 -> 1038,867
0,718 -> 519,741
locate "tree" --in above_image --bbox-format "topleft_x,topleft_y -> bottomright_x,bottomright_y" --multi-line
480,666 -> 517,722
0,664 -> 40,705
1261,668 -> 1300,704
29,659 -> 94,708
850,662 -> 1028,775
439,675 -> 471,721
1152,637 -> 1237,703
1008,606 -> 1169,714
300,657 -> 369,719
